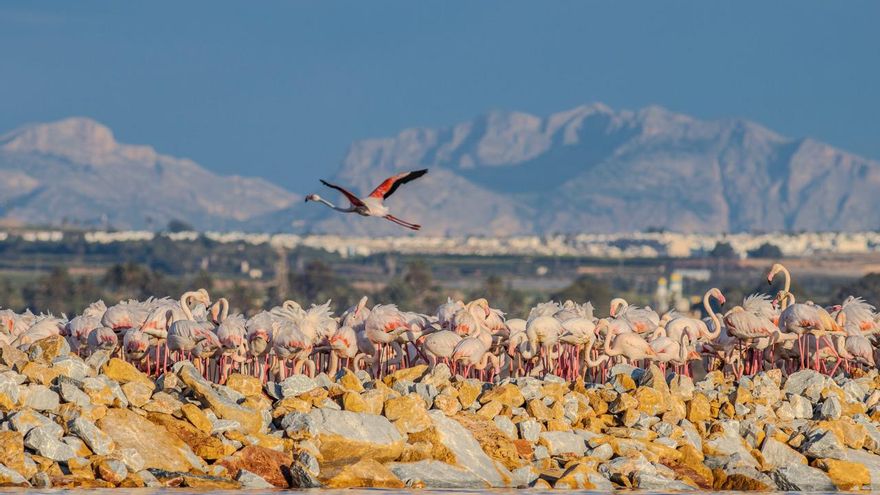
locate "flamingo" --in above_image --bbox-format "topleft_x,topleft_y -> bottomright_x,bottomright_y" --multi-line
305,169 -> 428,230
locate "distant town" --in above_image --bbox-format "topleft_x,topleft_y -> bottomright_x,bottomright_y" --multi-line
9,228 -> 880,259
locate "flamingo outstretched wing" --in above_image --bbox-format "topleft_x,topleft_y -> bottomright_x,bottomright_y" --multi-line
369,169 -> 428,200
320,180 -> 365,207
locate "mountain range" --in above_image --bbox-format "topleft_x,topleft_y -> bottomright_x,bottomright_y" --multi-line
3,104 -> 880,234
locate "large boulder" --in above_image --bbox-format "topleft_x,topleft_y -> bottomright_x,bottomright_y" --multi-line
771,463 -> 837,491
308,408 -> 405,463
97,408 -> 203,472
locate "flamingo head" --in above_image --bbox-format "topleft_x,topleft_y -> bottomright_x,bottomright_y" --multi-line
305,194 -> 320,203
710,288 -> 726,306
767,263 -> 785,284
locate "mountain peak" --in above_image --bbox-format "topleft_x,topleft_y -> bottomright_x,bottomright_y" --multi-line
0,117 -> 157,165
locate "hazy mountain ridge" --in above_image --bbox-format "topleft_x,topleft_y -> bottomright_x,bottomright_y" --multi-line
3,105 -> 879,235
0,118 -> 298,229
276,103 -> 880,235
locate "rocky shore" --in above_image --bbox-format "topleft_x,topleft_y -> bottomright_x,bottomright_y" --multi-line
2,336 -> 880,490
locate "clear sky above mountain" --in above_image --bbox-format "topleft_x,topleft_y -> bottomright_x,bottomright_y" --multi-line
2,1 -> 877,193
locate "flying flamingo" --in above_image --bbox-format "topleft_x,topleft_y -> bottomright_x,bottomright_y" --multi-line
305,169 -> 428,230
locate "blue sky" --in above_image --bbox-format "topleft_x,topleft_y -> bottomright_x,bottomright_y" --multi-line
1,1 -> 878,192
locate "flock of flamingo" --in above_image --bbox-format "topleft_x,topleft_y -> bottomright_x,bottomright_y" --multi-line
1,263 -> 878,385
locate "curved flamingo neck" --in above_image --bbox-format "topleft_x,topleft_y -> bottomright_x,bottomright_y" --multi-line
180,291 -> 197,320
703,290 -> 722,339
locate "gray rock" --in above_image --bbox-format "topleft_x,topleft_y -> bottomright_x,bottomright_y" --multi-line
210,419 -> 243,434
413,383 -> 438,407
318,398 -> 341,410
518,378 -> 543,401
0,463 -> 29,486
842,380 -> 869,403
679,419 -> 702,451
802,430 -> 846,459
59,381 -> 90,407
635,472 -> 695,491
0,374 -> 21,407
279,375 -> 317,398
214,385 -> 246,404
426,410 -> 513,487
703,421 -> 757,467
31,471 -> 51,488
236,468 -> 275,488
391,379 -> 414,396
670,375 -> 695,400
761,437 -> 806,469
511,465 -> 539,487
85,350 -> 111,372
854,414 -> 880,454
309,408 -> 403,445
784,370 -> 827,402
771,463 -> 836,491
354,369 -> 372,384
819,396 -> 842,420
9,409 -> 59,436
313,373 -> 333,389
117,447 -> 146,472
22,384 -> 59,412
136,469 -> 162,487
600,453 -> 657,477
588,442 -> 614,461
518,418 -> 540,442
289,452 -> 322,488
538,431 -> 587,456
24,426 -> 75,461
388,460 -> 489,488
281,412 -> 317,440
493,416 -> 516,439
52,356 -> 92,381
98,375 -> 128,408
70,417 -> 114,456
532,445 -> 549,460
789,393 -> 813,419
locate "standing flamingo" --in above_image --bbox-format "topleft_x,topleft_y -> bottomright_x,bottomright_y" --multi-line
305,169 -> 428,230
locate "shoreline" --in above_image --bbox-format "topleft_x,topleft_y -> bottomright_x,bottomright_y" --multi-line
1,335 -> 879,490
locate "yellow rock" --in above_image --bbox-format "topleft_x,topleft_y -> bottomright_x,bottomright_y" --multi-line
687,393 -> 712,423
456,381 -> 482,408
121,381 -> 152,408
98,408 -> 201,472
343,391 -> 367,412
816,419 -> 867,450
546,419 -> 571,432
399,441 -> 433,462
635,387 -> 664,416
225,373 -> 263,398
480,383 -> 525,408
815,458 -> 870,490
321,458 -> 404,488
67,456 -> 94,479
83,380 -> 118,406
95,458 -> 128,484
453,413 -> 526,470
611,373 -> 636,392
147,412 -> 227,460
361,390 -> 384,415
338,369 -> 364,392
383,365 -> 428,386
386,394 -> 432,433
476,400 -> 503,420
30,335 -> 68,362
433,393 -> 461,416
542,382 -> 569,402
181,404 -> 213,434
21,362 -> 61,385
103,358 -> 155,391
527,399 -> 554,421
0,431 -> 26,474
554,462 -> 597,489
272,397 -> 312,417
